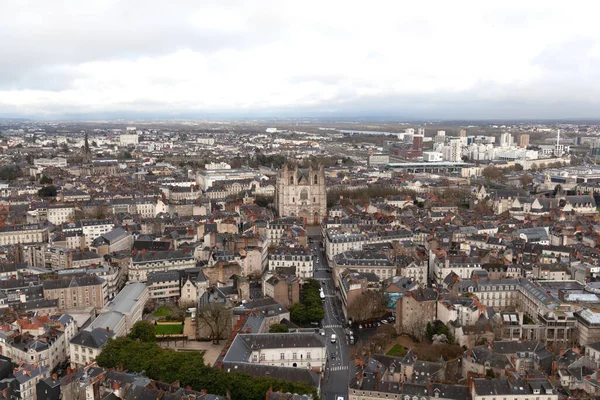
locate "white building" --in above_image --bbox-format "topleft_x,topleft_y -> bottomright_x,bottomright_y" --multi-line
499,132 -> 514,148
443,139 -> 463,162
63,220 -> 115,248
268,246 -> 313,278
34,157 -> 67,168
223,333 -> 327,372
0,224 -> 48,246
423,151 -> 444,162
119,133 -> 139,146
205,162 -> 231,170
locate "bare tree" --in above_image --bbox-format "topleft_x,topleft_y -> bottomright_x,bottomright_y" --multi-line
369,325 -> 396,353
347,291 -> 388,322
196,303 -> 232,344
404,314 -> 427,342
482,165 -> 504,181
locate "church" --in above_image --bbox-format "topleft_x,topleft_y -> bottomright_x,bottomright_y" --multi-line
275,164 -> 327,224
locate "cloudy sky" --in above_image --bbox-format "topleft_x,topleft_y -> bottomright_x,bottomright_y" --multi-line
1,1 -> 599,120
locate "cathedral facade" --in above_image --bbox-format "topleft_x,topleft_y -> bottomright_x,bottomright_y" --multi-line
275,164 -> 327,224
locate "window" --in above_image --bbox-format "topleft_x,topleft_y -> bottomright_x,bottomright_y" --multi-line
314,175 -> 318,184
293,353 -> 297,360
289,176 -> 294,185
260,354 -> 265,361
252,354 -> 257,362
300,189 -> 308,200
280,353 -> 285,360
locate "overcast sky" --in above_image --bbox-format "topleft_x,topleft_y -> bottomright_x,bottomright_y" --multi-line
1,1 -> 599,120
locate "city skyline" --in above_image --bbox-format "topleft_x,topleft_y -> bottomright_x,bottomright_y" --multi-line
2,1 -> 600,119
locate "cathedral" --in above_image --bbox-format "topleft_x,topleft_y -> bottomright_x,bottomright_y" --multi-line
275,164 -> 327,224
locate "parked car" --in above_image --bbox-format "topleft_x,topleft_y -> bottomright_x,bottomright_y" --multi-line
358,324 -> 363,329
381,319 -> 388,324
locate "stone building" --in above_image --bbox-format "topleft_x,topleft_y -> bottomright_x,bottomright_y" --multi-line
275,164 -> 326,225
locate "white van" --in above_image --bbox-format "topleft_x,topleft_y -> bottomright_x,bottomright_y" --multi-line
330,334 -> 337,343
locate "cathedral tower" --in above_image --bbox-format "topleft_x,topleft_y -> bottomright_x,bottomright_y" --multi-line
275,163 -> 327,224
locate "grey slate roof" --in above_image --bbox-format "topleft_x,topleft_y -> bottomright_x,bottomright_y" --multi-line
70,328 -> 114,349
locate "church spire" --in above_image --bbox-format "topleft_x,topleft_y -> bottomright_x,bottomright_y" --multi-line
82,132 -> 92,164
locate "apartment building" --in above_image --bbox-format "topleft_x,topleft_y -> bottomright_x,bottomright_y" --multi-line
1,314 -> 76,372
266,217 -> 306,246
325,229 -> 413,261
147,270 -> 180,303
451,278 -> 520,310
263,274 -> 300,309
0,224 -> 48,246
90,227 -> 133,255
69,328 -> 114,368
129,249 -> 196,282
332,250 -> 396,283
268,246 -> 313,279
471,377 -> 557,400
42,276 -> 105,310
13,362 -> 49,400
63,220 -> 115,248
429,251 -> 484,283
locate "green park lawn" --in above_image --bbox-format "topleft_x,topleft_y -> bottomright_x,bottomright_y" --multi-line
155,324 -> 184,335
386,344 -> 407,357
153,306 -> 171,317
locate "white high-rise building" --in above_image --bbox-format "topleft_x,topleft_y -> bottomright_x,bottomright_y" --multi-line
442,139 -> 463,162
434,131 -> 446,144
499,132 -> 513,148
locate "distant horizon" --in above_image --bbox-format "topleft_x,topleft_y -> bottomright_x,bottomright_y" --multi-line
2,114 -> 600,125
2,2 -> 600,120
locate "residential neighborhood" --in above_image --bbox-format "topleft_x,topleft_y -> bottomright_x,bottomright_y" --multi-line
0,119 -> 600,400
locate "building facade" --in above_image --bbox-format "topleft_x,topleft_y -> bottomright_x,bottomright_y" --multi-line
275,164 -> 326,225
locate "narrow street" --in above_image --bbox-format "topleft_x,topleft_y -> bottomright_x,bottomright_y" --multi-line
310,236 -> 351,400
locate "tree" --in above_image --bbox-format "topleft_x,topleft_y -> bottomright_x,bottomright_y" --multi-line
196,303 -> 231,344
0,166 -> 22,181
404,314 -> 427,342
40,175 -> 53,184
519,174 -> 533,189
482,165 -> 504,181
38,185 -> 57,198
230,157 -> 242,169
254,195 -> 273,208
346,291 -> 388,322
290,279 -> 325,326
269,324 -> 289,333
426,322 -> 435,340
128,321 -> 156,342
61,143 -> 69,153
96,337 -> 318,399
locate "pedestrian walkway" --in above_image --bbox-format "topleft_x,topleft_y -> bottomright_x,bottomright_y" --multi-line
329,365 -> 349,371
323,324 -> 342,329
